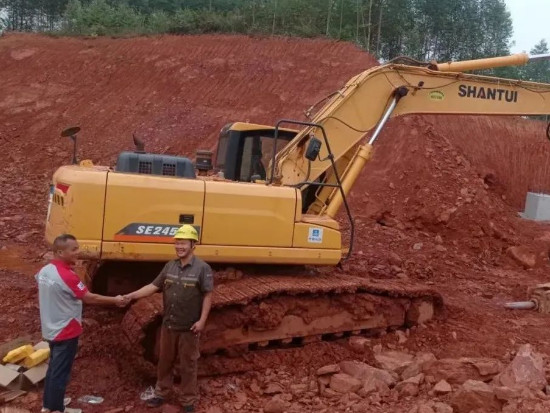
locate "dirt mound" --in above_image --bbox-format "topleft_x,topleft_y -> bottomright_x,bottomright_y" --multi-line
0,32 -> 377,242
345,114 -> 550,281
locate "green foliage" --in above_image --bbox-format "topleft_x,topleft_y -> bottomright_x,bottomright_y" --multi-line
1,0 -> 549,84
521,39 -> 550,83
63,0 -> 143,35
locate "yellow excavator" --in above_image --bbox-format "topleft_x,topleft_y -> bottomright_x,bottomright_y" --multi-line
45,52 -> 550,367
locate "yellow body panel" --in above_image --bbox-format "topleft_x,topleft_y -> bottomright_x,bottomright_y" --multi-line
46,166 -> 342,264
292,222 -> 341,249
202,181 -> 297,247
102,172 -> 205,243
45,166 -> 107,246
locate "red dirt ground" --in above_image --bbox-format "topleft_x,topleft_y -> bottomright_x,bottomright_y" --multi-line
2,32 -> 550,412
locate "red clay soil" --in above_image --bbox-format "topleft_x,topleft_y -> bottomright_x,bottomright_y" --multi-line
2,32 -> 550,412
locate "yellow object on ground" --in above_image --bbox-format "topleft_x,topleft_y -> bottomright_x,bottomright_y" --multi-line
22,348 -> 51,368
2,344 -> 34,364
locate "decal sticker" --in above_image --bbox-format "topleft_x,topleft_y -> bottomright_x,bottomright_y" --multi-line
114,223 -> 201,243
429,91 -> 445,101
458,85 -> 518,102
308,227 -> 323,244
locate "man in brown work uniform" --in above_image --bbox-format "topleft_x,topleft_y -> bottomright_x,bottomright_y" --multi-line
125,224 -> 213,412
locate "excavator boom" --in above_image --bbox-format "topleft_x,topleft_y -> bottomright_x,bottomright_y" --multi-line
273,58 -> 550,217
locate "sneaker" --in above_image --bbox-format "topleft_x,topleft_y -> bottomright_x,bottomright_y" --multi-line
182,405 -> 195,412
146,396 -> 165,408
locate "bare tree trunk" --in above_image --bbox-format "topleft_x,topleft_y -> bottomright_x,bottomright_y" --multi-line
272,0 -> 277,35
376,0 -> 382,57
356,0 -> 360,42
338,0 -> 343,38
362,2 -> 367,47
367,0 -> 373,51
326,0 -> 332,36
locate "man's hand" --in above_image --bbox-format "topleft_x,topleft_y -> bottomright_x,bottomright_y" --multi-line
190,320 -> 206,334
115,295 -> 130,307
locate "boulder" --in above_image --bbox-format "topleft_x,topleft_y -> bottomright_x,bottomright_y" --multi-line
395,374 -> 424,398
492,344 -> 547,391
329,373 -> 362,394
423,358 -> 503,384
493,386 -> 521,402
317,364 -> 340,376
357,377 -> 390,397
451,380 -> 502,413
340,360 -> 398,387
375,351 -> 414,373
506,246 -> 537,269
402,352 -> 437,380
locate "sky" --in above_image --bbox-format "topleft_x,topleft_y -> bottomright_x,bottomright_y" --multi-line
505,0 -> 549,53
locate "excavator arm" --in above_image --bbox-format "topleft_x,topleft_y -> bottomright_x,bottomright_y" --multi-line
272,53 -> 550,217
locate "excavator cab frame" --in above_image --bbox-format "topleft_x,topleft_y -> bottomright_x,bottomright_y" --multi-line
215,122 -> 298,182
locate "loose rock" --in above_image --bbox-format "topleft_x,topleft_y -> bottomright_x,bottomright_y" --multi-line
506,246 -> 537,268
264,383 -> 285,395
317,364 -> 340,376
451,379 -> 502,413
329,373 -> 362,394
423,357 -> 503,384
264,395 -> 290,413
375,351 -> 414,373
433,379 -> 452,395
340,360 -> 398,386
396,374 -> 424,398
348,336 -> 370,353
433,402 -> 453,413
493,344 -> 547,391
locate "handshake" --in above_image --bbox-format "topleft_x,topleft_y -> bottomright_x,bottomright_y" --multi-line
114,294 -> 133,308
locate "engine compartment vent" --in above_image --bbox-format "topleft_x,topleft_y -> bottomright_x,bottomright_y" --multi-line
116,152 -> 196,178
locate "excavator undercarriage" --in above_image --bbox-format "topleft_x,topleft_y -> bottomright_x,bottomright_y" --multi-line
119,269 -> 444,374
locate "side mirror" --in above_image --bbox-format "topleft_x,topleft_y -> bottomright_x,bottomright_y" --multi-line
305,137 -> 322,161
60,126 -> 81,165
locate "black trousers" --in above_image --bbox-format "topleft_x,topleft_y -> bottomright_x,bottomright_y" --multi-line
43,336 -> 79,412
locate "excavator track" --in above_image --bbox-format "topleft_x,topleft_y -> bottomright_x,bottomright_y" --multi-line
121,271 -> 444,374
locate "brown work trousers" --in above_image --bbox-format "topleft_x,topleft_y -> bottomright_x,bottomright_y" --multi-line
154,326 -> 200,406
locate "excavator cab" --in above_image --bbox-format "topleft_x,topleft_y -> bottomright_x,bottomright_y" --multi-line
215,122 -> 298,182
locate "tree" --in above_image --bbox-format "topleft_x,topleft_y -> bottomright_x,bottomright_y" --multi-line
521,39 -> 550,83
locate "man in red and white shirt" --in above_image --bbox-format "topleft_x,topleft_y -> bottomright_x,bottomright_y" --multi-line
36,234 -> 127,413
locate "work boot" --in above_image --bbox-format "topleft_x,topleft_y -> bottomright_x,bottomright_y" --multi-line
146,396 -> 164,408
